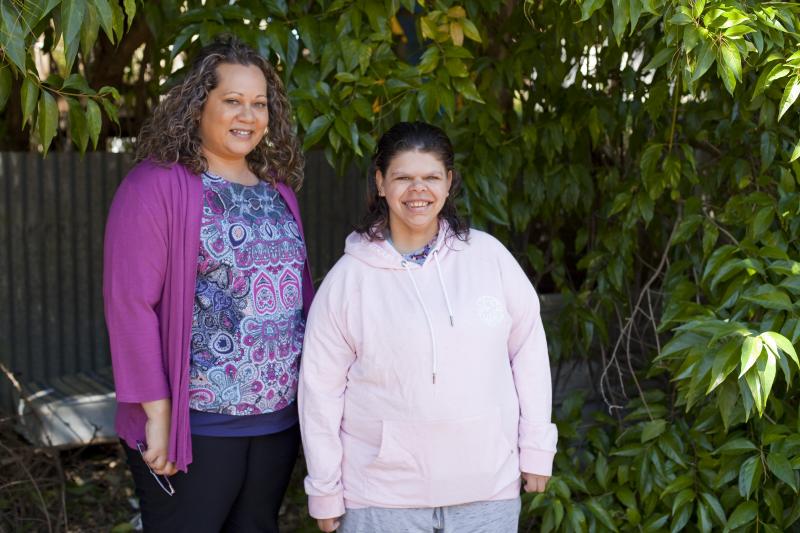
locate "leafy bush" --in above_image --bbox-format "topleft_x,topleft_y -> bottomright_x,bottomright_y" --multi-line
3,1 -> 800,530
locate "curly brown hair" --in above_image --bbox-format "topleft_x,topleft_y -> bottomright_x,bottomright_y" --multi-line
135,35 -> 304,190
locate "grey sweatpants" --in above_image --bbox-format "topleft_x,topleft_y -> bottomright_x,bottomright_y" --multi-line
338,497 -> 521,533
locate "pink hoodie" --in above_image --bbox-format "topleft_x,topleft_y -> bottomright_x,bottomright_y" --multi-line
298,224 -> 557,519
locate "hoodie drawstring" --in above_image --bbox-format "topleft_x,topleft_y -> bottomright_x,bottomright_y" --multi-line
433,250 -> 455,327
402,252 -> 456,384
402,260 -> 439,384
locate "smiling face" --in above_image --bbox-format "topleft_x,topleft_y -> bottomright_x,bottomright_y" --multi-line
375,149 -> 453,249
198,63 -> 269,169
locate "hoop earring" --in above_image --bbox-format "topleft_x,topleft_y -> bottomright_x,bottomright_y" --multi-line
263,128 -> 275,149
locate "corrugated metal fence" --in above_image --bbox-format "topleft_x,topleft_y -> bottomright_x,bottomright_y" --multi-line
0,151 -> 366,410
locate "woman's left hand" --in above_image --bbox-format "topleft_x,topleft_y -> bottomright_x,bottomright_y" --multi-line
521,472 -> 550,493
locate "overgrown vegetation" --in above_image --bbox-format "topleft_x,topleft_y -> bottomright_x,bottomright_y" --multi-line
2,0 -> 800,530
0,416 -> 133,532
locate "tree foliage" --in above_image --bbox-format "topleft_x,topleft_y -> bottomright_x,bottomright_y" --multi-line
0,0 -> 138,153
3,0 -> 800,530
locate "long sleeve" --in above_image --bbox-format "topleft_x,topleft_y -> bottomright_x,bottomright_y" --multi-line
298,270 -> 357,519
500,248 -> 558,476
103,178 -> 170,403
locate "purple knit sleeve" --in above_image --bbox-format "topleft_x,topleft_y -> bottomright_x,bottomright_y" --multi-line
103,169 -> 171,403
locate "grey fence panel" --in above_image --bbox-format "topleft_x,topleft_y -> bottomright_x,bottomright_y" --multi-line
0,151 -> 365,411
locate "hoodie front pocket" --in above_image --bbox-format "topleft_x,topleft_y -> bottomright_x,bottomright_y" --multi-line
366,412 -> 517,504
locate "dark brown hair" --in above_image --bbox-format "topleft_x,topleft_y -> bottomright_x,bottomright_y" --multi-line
135,35 -> 304,190
356,121 -> 469,241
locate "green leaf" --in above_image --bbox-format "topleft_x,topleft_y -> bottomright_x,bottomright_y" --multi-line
444,58 -> 468,78
100,97 -> 118,126
758,348 -> 777,406
724,25 -> 755,38
790,137 -> 800,163
640,143 -> 663,177
302,114 -> 333,150
91,0 -> 115,41
781,276 -> 800,295
86,99 -> 102,149
334,72 -> 357,83
702,219 -> 718,257
612,0 -> 630,46
672,214 -> 702,244
641,419 -> 666,442
719,40 -> 741,82
779,76 -> 800,121
629,0 -> 642,32
62,0 -> 88,69
37,91 -> 59,155
609,191 -> 631,216
80,3 -> 100,58
579,0 -> 606,22
643,513 -> 669,531
453,78 -> 484,103
109,0 -> 124,41
707,340 -> 740,393
764,488 -> 784,524
744,368 -> 764,415
671,500 -> 693,533
62,74 -> 93,94
67,98 -> 89,152
727,501 -> 758,529
0,2 -> 27,71
349,121 -> 361,157
671,488 -> 695,516
700,492 -> 726,525
718,380 -> 738,431
352,98 -> 372,120
738,456 -> 761,498
0,67 -> 11,111
670,12 -> 693,25
662,474 -> 694,495
693,42 -> 716,82
21,77 -> 40,128
123,0 -> 136,26
702,244 -> 736,282
760,132 -> 776,173
740,336 -> 763,377
767,452 -> 798,491
716,437 -> 757,454
418,47 -> 440,74
616,487 -> 636,507
461,18 -> 481,42
762,331 -> 799,368
743,288 -> 793,311
752,205 -> 774,239
586,498 -> 619,532
644,47 -> 675,72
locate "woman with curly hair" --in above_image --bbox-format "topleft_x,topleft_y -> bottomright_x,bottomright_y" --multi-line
103,35 -> 311,532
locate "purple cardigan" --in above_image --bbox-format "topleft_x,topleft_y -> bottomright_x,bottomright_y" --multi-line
103,161 -> 314,472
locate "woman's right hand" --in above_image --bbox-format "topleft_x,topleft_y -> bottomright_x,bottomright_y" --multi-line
141,399 -> 178,476
317,517 -> 342,532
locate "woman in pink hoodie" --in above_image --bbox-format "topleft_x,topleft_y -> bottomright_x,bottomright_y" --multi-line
299,122 -> 557,533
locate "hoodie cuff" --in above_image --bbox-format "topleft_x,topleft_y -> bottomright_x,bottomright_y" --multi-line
520,448 -> 556,476
308,493 -> 346,520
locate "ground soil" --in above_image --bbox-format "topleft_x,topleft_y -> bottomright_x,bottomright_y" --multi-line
0,415 -> 318,532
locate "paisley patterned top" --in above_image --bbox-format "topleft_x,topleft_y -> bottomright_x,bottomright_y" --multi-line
188,172 -> 306,418
392,233 -> 439,266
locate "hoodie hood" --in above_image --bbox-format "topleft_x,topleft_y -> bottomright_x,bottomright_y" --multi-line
344,220 -> 461,269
